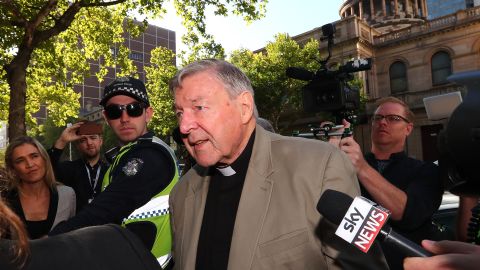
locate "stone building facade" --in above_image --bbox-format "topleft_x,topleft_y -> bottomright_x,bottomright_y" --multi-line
291,2 -> 480,161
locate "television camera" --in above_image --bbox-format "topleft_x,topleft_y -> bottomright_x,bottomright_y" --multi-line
426,71 -> 480,244
287,23 -> 372,138
435,71 -> 480,196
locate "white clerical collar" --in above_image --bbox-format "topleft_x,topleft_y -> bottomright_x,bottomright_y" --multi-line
216,166 -> 236,176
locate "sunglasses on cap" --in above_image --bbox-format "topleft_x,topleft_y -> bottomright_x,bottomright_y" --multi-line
104,102 -> 146,120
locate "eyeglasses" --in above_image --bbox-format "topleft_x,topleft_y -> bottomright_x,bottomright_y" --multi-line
104,102 -> 146,120
372,114 -> 410,123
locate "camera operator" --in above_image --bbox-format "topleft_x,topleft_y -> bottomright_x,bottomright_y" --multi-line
326,96 -> 444,270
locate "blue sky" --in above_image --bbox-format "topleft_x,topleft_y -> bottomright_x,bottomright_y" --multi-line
153,0 -> 346,54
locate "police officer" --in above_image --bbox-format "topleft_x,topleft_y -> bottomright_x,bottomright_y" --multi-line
50,77 -> 179,269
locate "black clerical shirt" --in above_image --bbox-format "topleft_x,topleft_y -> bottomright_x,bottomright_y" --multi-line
195,131 -> 255,270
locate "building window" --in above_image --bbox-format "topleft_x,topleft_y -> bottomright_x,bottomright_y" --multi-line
389,61 -> 408,93
431,51 -> 452,85
129,52 -> 144,61
111,47 -> 119,57
466,0 -> 474,8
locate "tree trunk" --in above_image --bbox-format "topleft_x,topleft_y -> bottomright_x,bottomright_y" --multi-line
5,48 -> 33,140
2,0 -> 85,141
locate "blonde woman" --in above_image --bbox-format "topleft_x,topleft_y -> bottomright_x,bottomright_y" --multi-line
3,136 -> 75,239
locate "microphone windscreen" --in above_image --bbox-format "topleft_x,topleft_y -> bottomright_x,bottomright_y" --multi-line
317,189 -> 354,225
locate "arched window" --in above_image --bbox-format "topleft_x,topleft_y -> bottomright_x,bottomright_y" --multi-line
431,51 -> 452,85
389,61 -> 408,94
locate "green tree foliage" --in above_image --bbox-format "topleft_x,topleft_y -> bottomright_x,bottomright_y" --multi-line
0,73 -> 8,121
174,0 -> 266,65
39,116 -> 69,149
0,148 -> 5,166
229,34 -> 320,132
145,46 -> 178,136
0,0 -> 267,140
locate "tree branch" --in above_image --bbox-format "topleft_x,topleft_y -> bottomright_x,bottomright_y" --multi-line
32,1 -> 82,45
30,0 -> 58,30
80,0 -> 127,8
0,0 -> 28,27
32,0 -> 129,46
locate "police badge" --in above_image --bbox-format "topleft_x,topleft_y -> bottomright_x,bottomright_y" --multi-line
122,158 -> 144,176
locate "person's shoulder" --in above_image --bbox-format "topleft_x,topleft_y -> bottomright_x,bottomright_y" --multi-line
127,138 -> 174,162
405,155 -> 438,169
56,184 -> 75,196
172,165 -> 206,194
270,133 -> 337,153
3,188 -> 18,201
56,158 -> 81,169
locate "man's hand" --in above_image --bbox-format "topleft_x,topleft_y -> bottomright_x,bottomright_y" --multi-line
325,119 -> 351,147
338,136 -> 368,173
325,119 -> 407,220
324,119 -> 366,173
404,240 -> 480,270
54,122 -> 84,149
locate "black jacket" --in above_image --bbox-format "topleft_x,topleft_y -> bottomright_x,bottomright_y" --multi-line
48,147 -> 109,213
0,224 -> 161,270
49,132 -> 176,237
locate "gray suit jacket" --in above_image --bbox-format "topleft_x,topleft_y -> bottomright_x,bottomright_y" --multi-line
170,126 -> 389,270
52,184 -> 76,230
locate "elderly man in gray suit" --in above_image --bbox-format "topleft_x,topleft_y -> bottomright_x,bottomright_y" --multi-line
169,59 -> 389,270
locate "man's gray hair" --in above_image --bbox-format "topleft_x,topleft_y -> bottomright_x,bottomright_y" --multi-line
170,59 -> 259,118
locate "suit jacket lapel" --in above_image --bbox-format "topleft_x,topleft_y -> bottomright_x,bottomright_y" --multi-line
181,168 -> 211,269
228,126 -> 274,270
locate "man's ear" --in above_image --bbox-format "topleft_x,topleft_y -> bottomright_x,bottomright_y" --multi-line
238,91 -> 254,124
145,106 -> 154,123
405,122 -> 414,136
102,111 -> 111,127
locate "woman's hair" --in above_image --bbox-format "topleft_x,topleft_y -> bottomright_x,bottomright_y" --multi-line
4,136 -> 57,191
0,198 -> 29,264
0,166 -> 9,196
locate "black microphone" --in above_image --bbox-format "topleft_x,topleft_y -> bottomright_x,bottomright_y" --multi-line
317,189 -> 433,257
286,67 -> 315,81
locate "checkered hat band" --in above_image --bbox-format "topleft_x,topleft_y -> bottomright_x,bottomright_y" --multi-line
124,208 -> 169,221
107,86 -> 148,101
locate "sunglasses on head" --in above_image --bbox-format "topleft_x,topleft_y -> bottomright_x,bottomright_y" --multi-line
104,102 -> 146,120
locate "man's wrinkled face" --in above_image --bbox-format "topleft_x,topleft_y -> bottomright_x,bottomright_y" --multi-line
174,71 -> 247,167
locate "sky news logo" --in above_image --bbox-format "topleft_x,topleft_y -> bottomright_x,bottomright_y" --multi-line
335,196 -> 390,253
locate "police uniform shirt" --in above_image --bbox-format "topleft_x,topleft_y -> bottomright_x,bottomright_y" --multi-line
49,132 -> 176,235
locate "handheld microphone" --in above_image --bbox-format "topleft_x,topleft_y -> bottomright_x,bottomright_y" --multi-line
286,67 -> 315,81
317,189 -> 433,257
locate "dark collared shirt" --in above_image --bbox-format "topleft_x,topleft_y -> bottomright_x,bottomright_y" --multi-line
364,151 -> 443,270
196,131 -> 255,270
